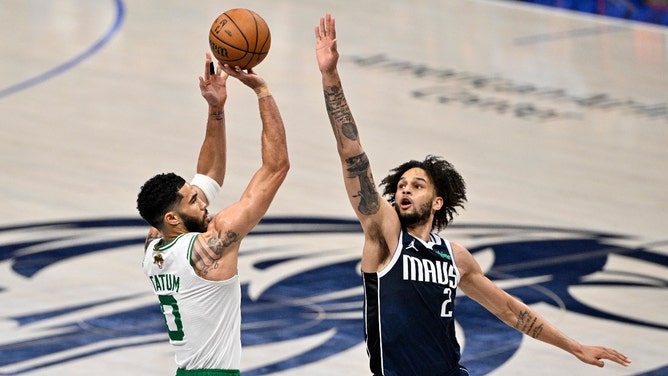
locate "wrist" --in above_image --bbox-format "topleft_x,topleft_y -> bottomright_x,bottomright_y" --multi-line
254,85 -> 272,99
321,67 -> 339,78
209,103 -> 224,111
209,105 -> 224,120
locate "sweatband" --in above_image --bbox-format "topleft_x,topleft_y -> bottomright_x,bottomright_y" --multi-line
191,173 -> 221,203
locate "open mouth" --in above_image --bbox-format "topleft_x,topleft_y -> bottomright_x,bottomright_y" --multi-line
399,198 -> 412,210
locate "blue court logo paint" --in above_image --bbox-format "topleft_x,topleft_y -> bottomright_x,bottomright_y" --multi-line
0,218 -> 666,375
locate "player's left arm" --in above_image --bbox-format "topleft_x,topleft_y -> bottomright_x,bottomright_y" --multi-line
453,241 -> 631,368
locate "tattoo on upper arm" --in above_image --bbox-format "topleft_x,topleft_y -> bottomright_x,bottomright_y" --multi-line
144,231 -> 161,251
346,153 -> 380,215
324,84 -> 358,146
515,309 -> 544,338
191,230 -> 239,276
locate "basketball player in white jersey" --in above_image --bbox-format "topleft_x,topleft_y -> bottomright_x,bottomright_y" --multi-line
315,13 -> 630,376
136,53 -> 289,376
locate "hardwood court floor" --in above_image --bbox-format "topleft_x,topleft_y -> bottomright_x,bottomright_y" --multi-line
0,0 -> 666,375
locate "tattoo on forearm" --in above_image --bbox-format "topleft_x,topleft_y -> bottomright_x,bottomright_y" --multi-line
192,230 -> 239,276
324,84 -> 358,145
346,153 -> 380,215
515,310 -> 544,338
211,110 -> 224,121
324,84 -> 377,215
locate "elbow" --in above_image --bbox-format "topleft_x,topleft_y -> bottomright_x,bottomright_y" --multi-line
277,158 -> 290,180
278,150 -> 290,174
268,156 -> 289,182
262,147 -> 289,182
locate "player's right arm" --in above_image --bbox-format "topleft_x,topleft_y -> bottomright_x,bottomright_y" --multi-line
316,13 -> 399,272
191,67 -> 289,281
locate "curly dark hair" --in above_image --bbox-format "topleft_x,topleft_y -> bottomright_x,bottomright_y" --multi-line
136,172 -> 186,229
379,155 -> 467,232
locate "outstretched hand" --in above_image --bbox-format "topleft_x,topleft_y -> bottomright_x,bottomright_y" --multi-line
575,344 -> 631,368
315,13 -> 338,74
199,52 -> 229,107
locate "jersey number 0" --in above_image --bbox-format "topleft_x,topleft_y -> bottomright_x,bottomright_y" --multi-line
158,294 -> 185,341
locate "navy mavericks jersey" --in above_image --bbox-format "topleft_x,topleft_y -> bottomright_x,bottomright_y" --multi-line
363,230 -> 464,376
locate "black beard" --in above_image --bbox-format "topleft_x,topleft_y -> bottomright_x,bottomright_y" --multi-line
395,201 -> 431,228
181,212 -> 208,233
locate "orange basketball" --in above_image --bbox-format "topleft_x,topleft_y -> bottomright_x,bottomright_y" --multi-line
208,8 -> 271,70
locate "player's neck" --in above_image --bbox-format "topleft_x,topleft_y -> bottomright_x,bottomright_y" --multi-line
161,227 -> 186,245
405,226 -> 432,243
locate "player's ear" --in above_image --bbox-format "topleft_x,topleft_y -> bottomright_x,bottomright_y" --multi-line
433,196 -> 443,211
164,211 -> 180,226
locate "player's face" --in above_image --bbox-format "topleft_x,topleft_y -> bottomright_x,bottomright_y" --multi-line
176,183 -> 210,233
394,168 -> 438,228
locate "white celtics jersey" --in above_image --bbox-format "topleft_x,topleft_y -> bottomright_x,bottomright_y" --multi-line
142,233 -> 241,370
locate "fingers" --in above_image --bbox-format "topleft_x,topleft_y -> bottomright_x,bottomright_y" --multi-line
605,348 -> 631,367
222,64 -> 256,77
593,346 -> 631,367
220,64 -> 252,82
204,53 -> 212,80
317,16 -> 325,38
328,13 -> 336,39
316,13 -> 335,40
199,57 -> 229,90
220,64 -> 240,75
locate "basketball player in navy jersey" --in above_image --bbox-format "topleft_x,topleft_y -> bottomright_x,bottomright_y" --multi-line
136,54 -> 289,375
315,13 -> 630,376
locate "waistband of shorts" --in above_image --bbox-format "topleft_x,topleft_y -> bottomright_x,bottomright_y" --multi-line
176,369 -> 240,376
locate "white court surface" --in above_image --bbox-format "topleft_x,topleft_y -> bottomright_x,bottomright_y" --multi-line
0,0 -> 666,375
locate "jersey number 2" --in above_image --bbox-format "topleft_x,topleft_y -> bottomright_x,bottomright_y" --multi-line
158,294 -> 185,341
441,288 -> 453,317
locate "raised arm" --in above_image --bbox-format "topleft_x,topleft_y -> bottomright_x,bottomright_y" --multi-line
191,66 -> 289,281
193,53 -> 229,205
316,14 -> 399,271
229,66 -> 290,234
453,242 -> 631,368
316,14 -> 368,197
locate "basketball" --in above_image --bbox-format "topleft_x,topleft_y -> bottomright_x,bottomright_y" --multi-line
208,8 -> 271,70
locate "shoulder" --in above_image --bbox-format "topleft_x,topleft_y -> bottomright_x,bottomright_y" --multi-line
143,227 -> 162,252
449,240 -> 469,257
449,241 -> 480,276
